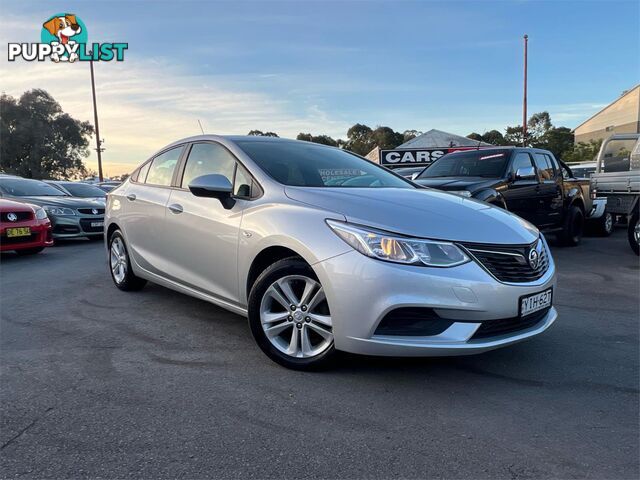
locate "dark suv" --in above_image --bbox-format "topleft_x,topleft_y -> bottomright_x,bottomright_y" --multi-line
413,147 -> 591,246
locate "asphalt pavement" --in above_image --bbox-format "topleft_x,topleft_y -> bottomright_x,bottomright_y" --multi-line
1,230 -> 638,479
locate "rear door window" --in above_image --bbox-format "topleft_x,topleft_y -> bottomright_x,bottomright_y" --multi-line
533,153 -> 554,181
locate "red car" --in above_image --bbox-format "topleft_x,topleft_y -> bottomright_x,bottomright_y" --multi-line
0,199 -> 53,255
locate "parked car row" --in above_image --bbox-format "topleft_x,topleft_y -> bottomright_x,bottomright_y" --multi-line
0,175 -> 111,255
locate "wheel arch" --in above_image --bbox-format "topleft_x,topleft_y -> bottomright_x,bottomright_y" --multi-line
246,246 -> 306,299
106,222 -> 120,244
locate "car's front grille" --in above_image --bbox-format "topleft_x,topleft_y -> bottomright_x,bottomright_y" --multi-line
460,239 -> 549,283
77,208 -> 105,215
79,218 -> 104,233
471,308 -> 550,339
1,211 -> 33,222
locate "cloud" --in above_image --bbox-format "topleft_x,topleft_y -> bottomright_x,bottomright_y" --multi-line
1,57 -> 350,176
0,11 -> 354,176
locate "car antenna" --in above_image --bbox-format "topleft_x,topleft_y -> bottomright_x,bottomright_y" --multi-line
197,119 -> 205,134
476,139 -> 481,150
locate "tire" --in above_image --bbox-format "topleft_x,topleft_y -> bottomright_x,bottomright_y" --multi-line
595,211 -> 614,237
628,210 -> 639,256
108,230 -> 147,291
557,205 -> 584,246
248,257 -> 337,370
16,247 -> 45,256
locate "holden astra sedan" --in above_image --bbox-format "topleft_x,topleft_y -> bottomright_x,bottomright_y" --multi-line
0,198 -> 53,255
0,177 -> 105,240
105,135 -> 557,370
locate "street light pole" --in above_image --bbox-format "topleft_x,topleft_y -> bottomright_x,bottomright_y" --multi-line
522,34 -> 528,147
89,59 -> 104,182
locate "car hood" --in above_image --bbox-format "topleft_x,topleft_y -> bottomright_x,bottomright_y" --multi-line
413,176 -> 499,191
8,196 -> 104,209
284,186 -> 538,245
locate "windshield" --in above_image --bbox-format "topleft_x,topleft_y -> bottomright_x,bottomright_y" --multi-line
418,150 -> 509,178
0,178 -> 67,196
60,182 -> 106,197
236,141 -> 413,188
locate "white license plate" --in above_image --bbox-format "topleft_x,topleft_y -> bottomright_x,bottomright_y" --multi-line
520,288 -> 552,317
91,222 -> 104,228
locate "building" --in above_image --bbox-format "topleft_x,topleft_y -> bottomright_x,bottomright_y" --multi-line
366,129 -> 492,168
574,85 -> 640,144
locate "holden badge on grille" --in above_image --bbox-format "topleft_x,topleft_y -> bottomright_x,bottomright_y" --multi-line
528,243 -> 540,269
7,212 -> 18,222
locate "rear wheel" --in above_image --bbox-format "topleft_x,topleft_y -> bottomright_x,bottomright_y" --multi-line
557,205 -> 584,246
248,257 -> 336,370
595,211 -> 614,237
16,247 -> 45,256
628,211 -> 639,255
108,231 -> 147,291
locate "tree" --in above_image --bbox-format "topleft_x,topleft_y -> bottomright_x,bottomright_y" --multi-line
467,132 -> 483,141
527,111 -> 552,142
0,89 -> 93,179
402,130 -> 422,143
247,130 -> 278,137
482,130 -> 507,146
344,123 -> 374,155
504,125 -> 525,146
537,127 -> 574,161
562,139 -> 603,164
370,126 -> 404,150
296,132 -> 339,147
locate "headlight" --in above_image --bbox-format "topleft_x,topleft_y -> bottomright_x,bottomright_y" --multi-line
34,207 -> 48,220
448,190 -> 472,197
326,220 -> 470,267
43,205 -> 76,216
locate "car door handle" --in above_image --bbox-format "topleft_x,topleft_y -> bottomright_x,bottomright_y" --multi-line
126,193 -> 136,201
168,204 -> 183,214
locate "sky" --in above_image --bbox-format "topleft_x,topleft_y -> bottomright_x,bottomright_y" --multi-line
1,0 -> 638,176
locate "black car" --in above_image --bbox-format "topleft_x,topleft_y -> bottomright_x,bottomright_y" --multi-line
413,147 -> 592,246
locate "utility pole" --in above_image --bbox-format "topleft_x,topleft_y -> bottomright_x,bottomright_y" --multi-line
522,34 -> 528,147
90,59 -> 104,181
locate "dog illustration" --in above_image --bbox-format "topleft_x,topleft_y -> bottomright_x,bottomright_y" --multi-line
42,14 -> 82,62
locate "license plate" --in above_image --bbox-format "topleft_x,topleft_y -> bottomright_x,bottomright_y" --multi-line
6,227 -> 31,238
91,222 -> 104,228
520,288 -> 553,317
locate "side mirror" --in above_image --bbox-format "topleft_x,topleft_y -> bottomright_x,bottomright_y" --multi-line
515,166 -> 536,181
188,174 -> 235,209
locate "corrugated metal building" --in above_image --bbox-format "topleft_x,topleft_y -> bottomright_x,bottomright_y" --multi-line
574,85 -> 640,144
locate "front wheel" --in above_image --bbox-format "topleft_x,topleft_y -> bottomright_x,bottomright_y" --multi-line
248,257 -> 336,370
108,231 -> 147,291
628,211 -> 639,255
557,205 -> 584,246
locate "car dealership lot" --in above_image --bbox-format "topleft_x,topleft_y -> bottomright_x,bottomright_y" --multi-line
1,233 -> 638,479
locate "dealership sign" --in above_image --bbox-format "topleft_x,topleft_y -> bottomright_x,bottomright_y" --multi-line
379,147 -> 487,167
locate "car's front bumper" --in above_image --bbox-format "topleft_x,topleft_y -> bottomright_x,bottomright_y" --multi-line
313,238 -> 557,356
50,214 -> 104,238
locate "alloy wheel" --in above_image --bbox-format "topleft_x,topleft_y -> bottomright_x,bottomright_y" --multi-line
259,275 -> 333,358
634,219 -> 640,245
110,236 -> 128,284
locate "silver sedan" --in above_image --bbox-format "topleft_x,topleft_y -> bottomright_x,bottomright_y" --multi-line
105,135 -> 557,370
